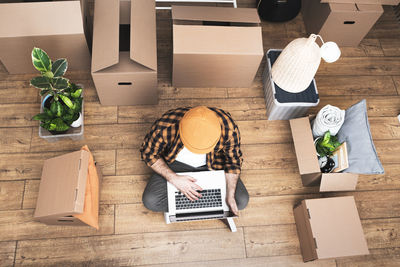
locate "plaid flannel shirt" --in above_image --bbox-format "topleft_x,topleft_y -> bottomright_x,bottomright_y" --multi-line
140,107 -> 243,174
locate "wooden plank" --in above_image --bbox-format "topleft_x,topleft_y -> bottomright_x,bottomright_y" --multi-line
100,175 -> 147,205
375,140 -> 400,164
362,218 -> 400,249
0,127 -> 32,153
0,150 -> 116,181
309,96 -> 400,117
29,124 -> 149,152
336,248 -> 400,267
84,102 -> 118,125
159,86 -> 228,100
238,120 -> 292,145
0,241 -> 16,267
0,103 -> 39,127
22,179 -> 38,209
138,256 -> 336,267
15,229 -> 246,266
359,39 -> 384,57
357,164 -> 400,191
0,80 -> 39,104
227,86 -> 264,98
0,181 -> 24,211
315,75 -> 397,96
118,98 -> 268,124
318,57 -> 400,76
242,143 -> 297,170
380,39 -> 400,56
244,218 -> 400,258
327,190 -> 400,220
393,76 -> 400,95
244,224 -> 300,257
116,149 -> 152,176
0,205 -> 114,242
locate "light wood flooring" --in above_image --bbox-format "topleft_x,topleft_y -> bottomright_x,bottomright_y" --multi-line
1,2 -> 400,266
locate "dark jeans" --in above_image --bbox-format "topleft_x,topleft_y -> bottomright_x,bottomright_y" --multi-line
142,161 -> 249,212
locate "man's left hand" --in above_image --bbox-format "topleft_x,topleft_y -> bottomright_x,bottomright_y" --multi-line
226,196 -> 238,216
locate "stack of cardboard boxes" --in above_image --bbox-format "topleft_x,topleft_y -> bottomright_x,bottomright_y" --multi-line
302,0 -> 400,46
0,0 -> 90,74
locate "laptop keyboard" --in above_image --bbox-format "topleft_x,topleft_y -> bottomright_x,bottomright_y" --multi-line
175,189 -> 222,210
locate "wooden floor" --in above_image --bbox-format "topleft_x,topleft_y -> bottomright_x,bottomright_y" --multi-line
1,2 -> 400,266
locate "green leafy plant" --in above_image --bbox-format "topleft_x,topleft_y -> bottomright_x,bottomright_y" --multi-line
30,47 -> 83,133
315,131 -> 342,157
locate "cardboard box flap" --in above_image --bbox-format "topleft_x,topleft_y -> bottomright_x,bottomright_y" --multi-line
0,1 -> 84,38
293,202 -> 318,261
306,197 -> 369,259
289,117 -> 321,175
130,0 -> 157,71
171,6 -> 260,24
91,0 -> 120,72
320,0 -> 399,5
173,25 -> 263,55
320,173 -> 358,192
34,150 -> 90,218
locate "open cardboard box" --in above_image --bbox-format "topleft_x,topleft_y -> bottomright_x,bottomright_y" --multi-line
34,150 -> 102,226
302,0 -> 384,47
289,116 -> 358,192
172,6 -> 264,88
91,0 -> 157,106
0,0 -> 90,74
293,196 -> 369,262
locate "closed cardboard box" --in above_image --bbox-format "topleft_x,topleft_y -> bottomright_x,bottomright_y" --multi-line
289,116 -> 359,192
294,196 -> 369,262
302,0 -> 383,46
91,0 -> 157,106
172,6 -> 264,88
0,0 -> 90,74
34,150 -> 103,226
320,0 -> 399,5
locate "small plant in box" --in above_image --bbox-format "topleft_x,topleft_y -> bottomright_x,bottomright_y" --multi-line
315,131 -> 341,157
30,47 -> 83,134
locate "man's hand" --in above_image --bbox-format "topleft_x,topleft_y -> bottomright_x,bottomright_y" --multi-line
170,175 -> 203,201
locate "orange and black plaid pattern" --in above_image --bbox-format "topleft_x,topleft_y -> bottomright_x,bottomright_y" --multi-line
140,107 -> 243,174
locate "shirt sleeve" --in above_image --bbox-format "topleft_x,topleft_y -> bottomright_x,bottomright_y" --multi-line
140,122 -> 167,167
223,125 -> 243,174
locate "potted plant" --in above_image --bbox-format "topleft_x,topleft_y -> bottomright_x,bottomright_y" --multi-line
314,131 -> 341,157
30,47 -> 84,140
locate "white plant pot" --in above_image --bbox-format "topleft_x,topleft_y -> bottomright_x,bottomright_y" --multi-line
71,112 -> 83,128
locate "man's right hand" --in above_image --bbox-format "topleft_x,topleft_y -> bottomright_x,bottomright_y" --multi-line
170,175 -> 203,201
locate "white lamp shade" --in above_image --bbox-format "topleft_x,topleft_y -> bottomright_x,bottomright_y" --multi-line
271,34 -> 321,93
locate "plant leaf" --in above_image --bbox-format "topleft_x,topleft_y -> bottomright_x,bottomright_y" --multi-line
40,89 -> 51,96
31,47 -> 52,73
50,101 -> 64,117
50,118 -> 70,131
32,113 -> 50,122
52,77 -> 69,90
30,76 -> 51,90
71,88 -> 82,98
59,95 -> 74,109
52,58 -> 68,77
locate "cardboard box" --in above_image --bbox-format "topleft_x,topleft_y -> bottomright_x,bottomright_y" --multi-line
293,196 -> 369,262
289,116 -> 359,191
0,0 -> 90,74
302,0 -> 383,46
320,0 -> 400,5
91,0 -> 158,106
34,150 -> 103,226
172,6 -> 264,88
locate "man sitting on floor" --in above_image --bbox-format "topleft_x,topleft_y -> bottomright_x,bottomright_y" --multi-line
140,106 -> 249,215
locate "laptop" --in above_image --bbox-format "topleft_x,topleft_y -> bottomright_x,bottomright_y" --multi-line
164,170 -> 237,231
